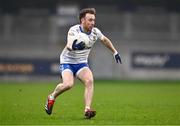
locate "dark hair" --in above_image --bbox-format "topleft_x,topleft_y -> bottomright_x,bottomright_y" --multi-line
79,8 -> 96,23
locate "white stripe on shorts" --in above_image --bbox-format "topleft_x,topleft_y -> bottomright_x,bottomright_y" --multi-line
76,66 -> 89,77
61,69 -> 73,76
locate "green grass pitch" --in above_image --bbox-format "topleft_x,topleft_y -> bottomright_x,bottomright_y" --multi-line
0,80 -> 180,125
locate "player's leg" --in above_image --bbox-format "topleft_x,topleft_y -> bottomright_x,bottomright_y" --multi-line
76,67 -> 96,119
45,70 -> 74,115
51,70 -> 74,98
77,67 -> 94,111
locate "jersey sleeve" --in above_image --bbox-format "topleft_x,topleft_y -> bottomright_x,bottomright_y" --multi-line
94,28 -> 104,40
66,27 -> 78,50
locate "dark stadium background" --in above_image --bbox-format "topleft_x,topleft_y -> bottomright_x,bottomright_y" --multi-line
0,0 -> 180,80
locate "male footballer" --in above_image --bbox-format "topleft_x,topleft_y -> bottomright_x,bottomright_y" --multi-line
45,8 -> 122,119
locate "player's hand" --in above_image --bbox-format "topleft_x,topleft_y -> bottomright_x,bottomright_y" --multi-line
72,39 -> 85,50
114,52 -> 122,64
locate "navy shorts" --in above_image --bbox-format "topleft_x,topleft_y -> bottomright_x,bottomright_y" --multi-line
59,63 -> 89,76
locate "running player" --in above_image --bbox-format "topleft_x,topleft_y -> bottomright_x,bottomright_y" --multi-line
45,8 -> 122,119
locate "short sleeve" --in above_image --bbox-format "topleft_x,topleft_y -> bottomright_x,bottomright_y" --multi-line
94,27 -> 104,40
66,27 -> 78,49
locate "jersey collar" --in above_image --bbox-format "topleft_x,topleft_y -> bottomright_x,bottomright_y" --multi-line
79,25 -> 91,35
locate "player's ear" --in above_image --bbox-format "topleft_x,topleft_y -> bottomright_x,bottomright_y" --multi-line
81,17 -> 85,23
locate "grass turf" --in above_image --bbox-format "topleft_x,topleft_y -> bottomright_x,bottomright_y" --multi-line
0,80 -> 180,125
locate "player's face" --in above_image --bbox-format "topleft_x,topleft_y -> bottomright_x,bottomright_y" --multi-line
82,13 -> 95,32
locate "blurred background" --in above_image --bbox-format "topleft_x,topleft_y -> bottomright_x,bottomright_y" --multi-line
0,0 -> 180,81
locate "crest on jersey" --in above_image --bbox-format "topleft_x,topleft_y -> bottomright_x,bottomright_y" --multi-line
68,32 -> 75,36
89,36 -> 96,42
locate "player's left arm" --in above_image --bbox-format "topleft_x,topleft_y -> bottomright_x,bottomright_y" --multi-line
100,36 -> 122,64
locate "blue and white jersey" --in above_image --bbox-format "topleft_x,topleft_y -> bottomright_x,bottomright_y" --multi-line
60,24 -> 104,64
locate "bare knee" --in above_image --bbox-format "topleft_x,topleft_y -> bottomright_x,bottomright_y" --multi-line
53,81 -> 73,98
63,81 -> 74,90
84,79 -> 93,88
